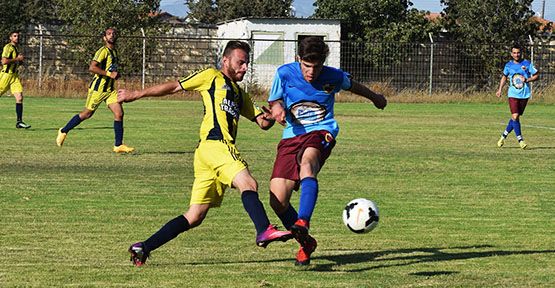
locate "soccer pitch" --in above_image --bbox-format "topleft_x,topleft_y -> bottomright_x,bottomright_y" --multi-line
1,97 -> 554,287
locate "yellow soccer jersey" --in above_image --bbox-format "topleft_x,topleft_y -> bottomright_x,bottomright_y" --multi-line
89,46 -> 118,92
1,43 -> 19,73
179,68 -> 263,144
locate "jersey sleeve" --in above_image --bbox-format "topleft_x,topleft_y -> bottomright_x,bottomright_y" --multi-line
178,68 -> 213,91
503,63 -> 510,77
340,71 -> 352,90
2,44 -> 12,58
268,70 -> 284,102
529,62 -> 538,75
92,47 -> 107,64
240,90 -> 263,122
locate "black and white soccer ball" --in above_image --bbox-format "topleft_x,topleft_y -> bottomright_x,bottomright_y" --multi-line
342,198 -> 379,234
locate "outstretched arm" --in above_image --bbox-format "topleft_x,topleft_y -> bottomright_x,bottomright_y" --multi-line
349,80 -> 387,110
118,81 -> 182,103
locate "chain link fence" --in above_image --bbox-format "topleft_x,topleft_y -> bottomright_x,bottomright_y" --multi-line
14,33 -> 555,95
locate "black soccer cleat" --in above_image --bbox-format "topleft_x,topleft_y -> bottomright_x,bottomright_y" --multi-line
128,242 -> 149,267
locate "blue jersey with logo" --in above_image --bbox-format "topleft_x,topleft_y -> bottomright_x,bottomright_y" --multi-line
268,62 -> 351,139
503,59 -> 537,99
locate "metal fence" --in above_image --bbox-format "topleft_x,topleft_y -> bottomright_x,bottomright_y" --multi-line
15,33 -> 555,94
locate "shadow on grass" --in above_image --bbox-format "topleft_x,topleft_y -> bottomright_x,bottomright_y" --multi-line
159,244 -> 554,273
29,126 -> 114,131
308,245 -> 555,272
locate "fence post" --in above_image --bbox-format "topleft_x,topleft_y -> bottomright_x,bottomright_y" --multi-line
528,35 -> 534,63
38,24 -> 43,89
141,28 -> 146,89
428,33 -> 434,95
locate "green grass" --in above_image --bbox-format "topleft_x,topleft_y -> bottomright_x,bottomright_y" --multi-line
1,97 -> 554,287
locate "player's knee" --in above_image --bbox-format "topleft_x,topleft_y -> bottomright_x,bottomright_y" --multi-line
235,175 -> 258,192
14,93 -> 23,102
114,111 -> 124,120
184,212 -> 206,228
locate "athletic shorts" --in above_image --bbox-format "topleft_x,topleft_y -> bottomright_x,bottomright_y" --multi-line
0,72 -> 23,95
270,130 -> 336,186
508,97 -> 528,115
85,89 -> 118,111
190,140 -> 248,207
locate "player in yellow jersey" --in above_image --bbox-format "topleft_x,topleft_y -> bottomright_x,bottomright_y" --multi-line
118,41 -> 292,266
1,31 -> 31,129
56,27 -> 134,153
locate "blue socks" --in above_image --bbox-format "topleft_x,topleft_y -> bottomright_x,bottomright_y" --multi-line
502,119 -> 514,138
502,119 -> 524,141
512,119 -> 523,141
298,177 -> 318,222
241,191 -> 271,235
143,215 -> 190,253
61,114 -> 83,133
114,120 -> 123,146
16,103 -> 23,122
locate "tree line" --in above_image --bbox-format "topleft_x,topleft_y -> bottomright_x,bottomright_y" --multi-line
1,0 -> 549,86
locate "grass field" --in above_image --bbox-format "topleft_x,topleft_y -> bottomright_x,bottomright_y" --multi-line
1,97 -> 554,287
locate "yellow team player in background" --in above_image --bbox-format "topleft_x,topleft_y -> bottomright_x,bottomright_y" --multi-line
56,27 -> 134,153
1,30 -> 31,129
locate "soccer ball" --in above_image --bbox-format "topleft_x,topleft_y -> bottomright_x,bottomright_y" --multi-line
342,198 -> 379,234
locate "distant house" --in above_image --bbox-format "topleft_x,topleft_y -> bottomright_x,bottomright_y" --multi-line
217,17 -> 341,87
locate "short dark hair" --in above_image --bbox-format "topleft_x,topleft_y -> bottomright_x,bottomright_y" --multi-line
103,27 -> 117,36
298,37 -> 329,64
511,43 -> 523,51
223,41 -> 251,57
9,30 -> 19,37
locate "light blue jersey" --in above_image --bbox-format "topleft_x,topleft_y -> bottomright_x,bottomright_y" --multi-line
268,62 -> 352,139
503,59 -> 537,99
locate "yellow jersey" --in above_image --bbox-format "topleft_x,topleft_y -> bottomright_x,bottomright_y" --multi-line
89,46 -> 118,92
1,43 -> 19,74
179,68 -> 262,144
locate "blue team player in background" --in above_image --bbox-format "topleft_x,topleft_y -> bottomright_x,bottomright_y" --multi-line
496,43 -> 539,149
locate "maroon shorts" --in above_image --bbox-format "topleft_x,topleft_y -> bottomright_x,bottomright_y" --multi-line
270,130 -> 336,184
509,98 -> 528,115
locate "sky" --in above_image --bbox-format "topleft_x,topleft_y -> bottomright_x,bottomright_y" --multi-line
160,0 -> 554,22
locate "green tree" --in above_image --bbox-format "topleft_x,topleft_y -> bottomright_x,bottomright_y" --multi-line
186,0 -> 219,24
313,0 -> 439,82
313,0 -> 437,43
0,0 -> 58,42
440,0 -> 537,45
55,0 -> 165,76
186,0 -> 292,24
440,0 -> 538,88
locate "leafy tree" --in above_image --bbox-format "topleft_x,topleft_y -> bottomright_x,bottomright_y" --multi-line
55,0 -> 166,76
186,0 -> 219,24
440,0 -> 539,88
0,0 -> 58,42
313,0 -> 439,82
186,0 -> 292,24
313,0 -> 437,43
440,0 -> 537,46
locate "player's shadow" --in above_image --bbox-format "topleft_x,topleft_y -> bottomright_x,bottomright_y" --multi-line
140,151 -> 194,155
35,126 -> 113,131
307,245 -> 555,272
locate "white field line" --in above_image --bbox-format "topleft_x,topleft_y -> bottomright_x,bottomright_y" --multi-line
499,123 -> 555,131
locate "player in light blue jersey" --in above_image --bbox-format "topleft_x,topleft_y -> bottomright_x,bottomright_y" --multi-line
496,44 -> 539,149
267,37 -> 387,265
